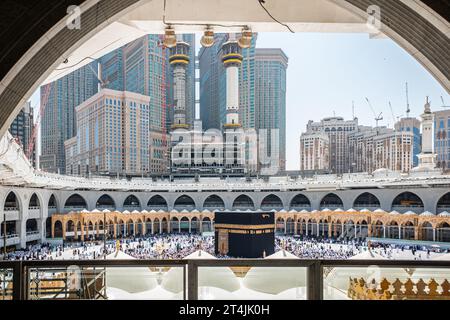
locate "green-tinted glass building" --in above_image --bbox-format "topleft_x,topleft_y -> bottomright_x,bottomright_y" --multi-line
40,62 -> 99,173
254,48 -> 288,171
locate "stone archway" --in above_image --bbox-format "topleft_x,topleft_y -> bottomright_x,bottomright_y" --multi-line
1,0 -> 448,140
203,195 -> 225,210
320,193 -> 343,210
290,194 -> 311,210
147,195 -> 168,210
64,194 -> 87,211
261,194 -> 283,211
174,195 -> 195,210
232,195 -> 255,210
123,195 -> 141,210
437,192 -> 450,213
391,192 -> 424,213
95,194 -> 116,210
353,192 -> 380,210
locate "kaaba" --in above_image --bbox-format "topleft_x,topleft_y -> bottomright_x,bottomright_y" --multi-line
214,211 -> 275,258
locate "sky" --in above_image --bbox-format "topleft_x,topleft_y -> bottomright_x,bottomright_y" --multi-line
30,32 -> 449,170
254,32 -> 449,170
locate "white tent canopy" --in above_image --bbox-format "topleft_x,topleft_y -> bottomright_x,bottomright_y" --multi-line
162,250 -> 240,294
243,249 -> 306,295
105,251 -> 159,294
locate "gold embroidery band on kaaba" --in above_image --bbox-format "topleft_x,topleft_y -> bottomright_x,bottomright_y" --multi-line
214,224 -> 275,230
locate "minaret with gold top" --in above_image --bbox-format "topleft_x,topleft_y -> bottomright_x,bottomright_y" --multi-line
416,96 -> 437,170
169,35 -> 190,130
221,34 -> 243,128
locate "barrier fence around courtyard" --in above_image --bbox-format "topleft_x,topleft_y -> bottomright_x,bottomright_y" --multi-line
0,259 -> 449,300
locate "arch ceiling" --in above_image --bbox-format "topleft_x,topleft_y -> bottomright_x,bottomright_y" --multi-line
0,0 -> 448,138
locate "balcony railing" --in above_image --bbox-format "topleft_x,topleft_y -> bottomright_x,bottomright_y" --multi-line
0,234 -> 20,247
391,205 -> 424,213
3,210 -> 19,221
0,259 -> 448,300
4,207 -> 18,212
48,206 -> 57,214
25,231 -> 41,242
27,208 -> 40,218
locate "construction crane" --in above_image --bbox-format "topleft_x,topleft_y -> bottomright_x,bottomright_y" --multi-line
365,97 -> 383,128
388,101 -> 396,127
26,62 -> 102,163
405,82 -> 411,117
26,83 -> 52,160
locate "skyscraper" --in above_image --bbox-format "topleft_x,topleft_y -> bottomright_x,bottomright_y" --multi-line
199,34 -> 225,130
41,34 -> 197,175
121,34 -> 196,132
305,117 -> 358,174
349,126 -> 415,173
254,48 -> 288,171
299,132 -> 329,172
9,101 -> 35,165
123,35 -> 166,132
65,89 -> 152,176
302,115 -> 418,174
98,48 -> 124,91
239,34 -> 257,130
40,62 -> 99,173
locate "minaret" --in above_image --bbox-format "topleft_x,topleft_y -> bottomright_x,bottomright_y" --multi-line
221,34 -> 243,128
169,36 -> 190,130
416,96 -> 437,170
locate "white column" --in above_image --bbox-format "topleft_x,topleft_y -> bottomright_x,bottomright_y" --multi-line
20,220 -> 27,249
225,66 -> 240,125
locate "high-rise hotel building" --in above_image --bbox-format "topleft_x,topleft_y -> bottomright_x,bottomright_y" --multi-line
42,34 -> 197,175
254,48 -> 288,171
65,89 -> 152,175
301,116 -> 417,174
299,132 -> 329,171
395,117 -> 421,166
434,109 -> 450,171
304,117 -> 358,174
9,101 -> 35,165
40,62 -> 99,173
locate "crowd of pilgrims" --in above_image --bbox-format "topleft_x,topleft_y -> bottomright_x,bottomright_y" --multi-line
3,233 -> 445,261
276,236 -> 361,259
